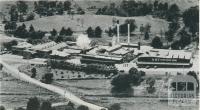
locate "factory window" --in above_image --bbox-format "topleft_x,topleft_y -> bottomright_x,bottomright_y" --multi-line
187,82 -> 194,91
171,82 -> 176,91
177,82 -> 186,91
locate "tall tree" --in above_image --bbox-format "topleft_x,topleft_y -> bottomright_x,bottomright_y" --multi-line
86,27 -> 94,37
60,27 -> 66,36
17,1 -> 28,14
50,28 -> 57,36
94,26 -> 102,38
151,36 -> 163,48
57,2 -> 64,15
153,1 -> 159,11
167,4 -> 180,21
40,101 -> 52,110
29,24 -> 35,32
9,5 -> 18,21
183,6 -> 199,37
66,28 -> 73,36
77,105 -> 89,110
26,97 -> 40,110
64,1 -> 71,11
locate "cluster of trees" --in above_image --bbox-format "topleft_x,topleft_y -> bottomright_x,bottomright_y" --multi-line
96,0 -> 180,22
86,26 -> 102,38
14,24 -> 46,40
2,40 -> 18,50
96,1 -> 152,16
183,6 -> 199,38
165,21 -> 180,43
13,97 -> 89,110
8,1 -> 35,22
47,60 -> 118,76
106,19 -> 137,37
53,27 -> 74,43
34,1 -> 84,17
111,67 -> 145,97
0,97 -> 123,110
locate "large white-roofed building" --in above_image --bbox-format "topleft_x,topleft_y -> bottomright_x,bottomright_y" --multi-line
137,49 -> 193,67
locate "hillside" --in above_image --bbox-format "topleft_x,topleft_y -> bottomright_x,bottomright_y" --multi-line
18,14 -> 169,34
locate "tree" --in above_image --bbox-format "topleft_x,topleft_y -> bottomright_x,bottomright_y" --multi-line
42,73 -> 53,84
31,67 -> 37,78
128,67 -> 142,85
26,12 -> 35,21
111,74 -> 131,89
187,71 -> 199,88
94,26 -> 102,38
179,30 -> 191,48
65,106 -> 74,110
3,40 -> 18,50
167,4 -> 180,21
60,27 -> 66,36
67,101 -> 74,109
17,1 -> 28,14
4,21 -> 17,31
29,25 -> 35,32
153,1 -> 159,10
9,5 -> 18,21
144,32 -> 149,40
66,28 -> 73,36
0,106 -> 5,110
109,103 -> 121,110
86,27 -> 94,37
107,27 -> 113,37
57,2 -> 64,15
183,6 -> 199,37
146,77 -> 156,93
151,36 -> 163,49
64,1 -> 71,11
165,30 -> 174,42
171,40 -> 180,50
163,2 -> 168,11
27,97 -> 40,110
50,29 -> 57,36
129,67 -> 138,75
77,105 -> 89,110
40,101 -> 52,110
14,24 -> 28,38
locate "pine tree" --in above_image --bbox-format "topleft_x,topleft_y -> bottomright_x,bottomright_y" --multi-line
60,27 -> 66,36
86,27 -> 94,37
95,26 -> 102,38
29,24 -> 35,32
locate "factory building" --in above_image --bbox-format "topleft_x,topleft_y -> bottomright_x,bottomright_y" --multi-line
137,49 -> 193,67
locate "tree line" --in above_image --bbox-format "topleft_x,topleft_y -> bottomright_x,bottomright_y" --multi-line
34,1 -> 84,17
96,0 -> 180,22
47,60 -> 118,76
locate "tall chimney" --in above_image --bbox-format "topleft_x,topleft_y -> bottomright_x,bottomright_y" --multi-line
117,20 -> 120,43
128,24 -> 130,44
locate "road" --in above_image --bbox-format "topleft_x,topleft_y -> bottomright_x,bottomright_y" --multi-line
0,60 -> 107,110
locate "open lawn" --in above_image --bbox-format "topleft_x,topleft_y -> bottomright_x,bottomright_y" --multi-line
19,14 -> 169,34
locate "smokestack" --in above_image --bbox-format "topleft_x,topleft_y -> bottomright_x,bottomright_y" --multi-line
128,24 -> 130,44
117,20 -> 120,43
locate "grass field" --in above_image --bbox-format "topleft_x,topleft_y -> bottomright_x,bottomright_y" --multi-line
19,15 -> 169,34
